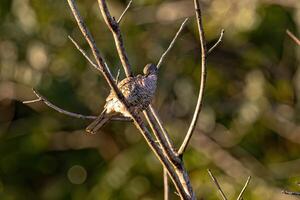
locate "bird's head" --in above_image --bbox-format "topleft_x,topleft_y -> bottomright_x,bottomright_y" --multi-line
143,63 -> 157,76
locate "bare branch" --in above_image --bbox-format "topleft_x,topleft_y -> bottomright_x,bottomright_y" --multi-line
208,29 -> 225,54
286,29 -> 300,46
282,190 -> 300,196
157,18 -> 189,69
144,108 -> 180,165
69,35 -> 114,79
237,176 -> 251,200
178,0 -> 207,155
67,1 -> 195,199
164,168 -> 169,200
97,0 -> 133,77
117,0 -> 133,24
23,89 -> 130,121
115,68 -> 121,84
207,169 -> 228,200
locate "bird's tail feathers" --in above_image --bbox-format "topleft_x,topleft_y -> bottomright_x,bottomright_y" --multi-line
86,109 -> 113,134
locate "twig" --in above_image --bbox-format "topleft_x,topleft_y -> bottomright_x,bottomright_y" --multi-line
117,0 -> 133,24
286,29 -> 300,46
178,0 -> 207,156
207,169 -> 228,200
24,89 -> 130,121
97,0 -> 133,77
208,29 -> 225,54
67,1 -> 194,199
282,190 -> 300,196
164,168 -> 169,200
115,68 -> 121,84
237,176 -> 251,200
157,18 -> 189,69
68,35 -> 114,78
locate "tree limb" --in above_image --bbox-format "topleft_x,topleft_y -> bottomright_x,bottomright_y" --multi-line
207,169 -> 228,200
117,0 -> 133,24
157,18 -> 189,69
178,0 -> 207,156
97,0 -> 133,77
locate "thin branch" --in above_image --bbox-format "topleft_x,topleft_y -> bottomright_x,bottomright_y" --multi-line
117,0 -> 133,24
237,176 -> 251,200
68,35 -> 114,78
282,190 -> 300,196
286,29 -> 300,46
97,0 -> 133,77
144,108 -> 181,165
207,169 -> 228,200
115,68 -> 121,84
164,168 -> 169,200
208,29 -> 225,54
157,18 -> 189,69
24,89 -> 130,121
178,0 -> 207,155
67,1 -> 194,199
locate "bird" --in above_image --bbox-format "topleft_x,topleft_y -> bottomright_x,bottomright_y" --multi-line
86,63 -> 158,134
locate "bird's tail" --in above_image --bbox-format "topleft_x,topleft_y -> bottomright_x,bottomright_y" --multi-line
86,110 -> 113,134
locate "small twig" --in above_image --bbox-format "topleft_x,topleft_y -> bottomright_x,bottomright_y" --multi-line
23,89 -> 130,121
286,29 -> 300,46
208,29 -> 225,54
23,98 -> 42,104
237,176 -> 251,200
157,18 -> 189,69
164,168 -> 169,200
282,190 -> 300,196
115,68 -> 121,84
117,0 -> 133,24
207,169 -> 228,200
178,0 -> 207,156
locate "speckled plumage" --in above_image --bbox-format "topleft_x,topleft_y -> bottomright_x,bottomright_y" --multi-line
86,64 -> 157,134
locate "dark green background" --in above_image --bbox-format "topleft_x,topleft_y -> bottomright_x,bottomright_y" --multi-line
0,0 -> 299,199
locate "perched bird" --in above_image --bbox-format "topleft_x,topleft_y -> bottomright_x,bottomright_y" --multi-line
86,63 -> 158,134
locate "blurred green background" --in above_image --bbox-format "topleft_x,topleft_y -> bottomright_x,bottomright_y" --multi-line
0,0 -> 300,199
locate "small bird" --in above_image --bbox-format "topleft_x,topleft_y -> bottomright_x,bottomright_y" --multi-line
86,63 -> 158,134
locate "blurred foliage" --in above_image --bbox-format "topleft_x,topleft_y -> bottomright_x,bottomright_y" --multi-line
0,0 -> 300,199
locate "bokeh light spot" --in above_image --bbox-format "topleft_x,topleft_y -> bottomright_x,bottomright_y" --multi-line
67,165 -> 87,185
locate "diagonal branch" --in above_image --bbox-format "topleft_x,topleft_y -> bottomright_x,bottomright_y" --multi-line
117,0 -> 133,24
208,29 -> 225,55
286,29 -> 300,46
157,18 -> 189,69
97,0 -> 133,77
236,176 -> 251,200
207,169 -> 228,200
23,89 -> 130,121
178,0 -> 207,156
67,1 -> 194,199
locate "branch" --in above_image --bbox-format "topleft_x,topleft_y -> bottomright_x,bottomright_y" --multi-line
68,36 -> 114,79
67,1 -> 194,199
282,190 -> 300,196
97,0 -> 133,77
208,29 -> 225,54
207,169 -> 228,200
157,18 -> 189,69
164,168 -> 169,200
178,0 -> 207,155
286,29 -> 300,46
23,89 -> 130,121
236,176 -> 251,200
117,0 -> 133,24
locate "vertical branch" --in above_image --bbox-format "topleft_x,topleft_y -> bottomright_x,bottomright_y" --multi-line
164,168 -> 169,200
97,0 -> 133,77
178,0 -> 207,156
